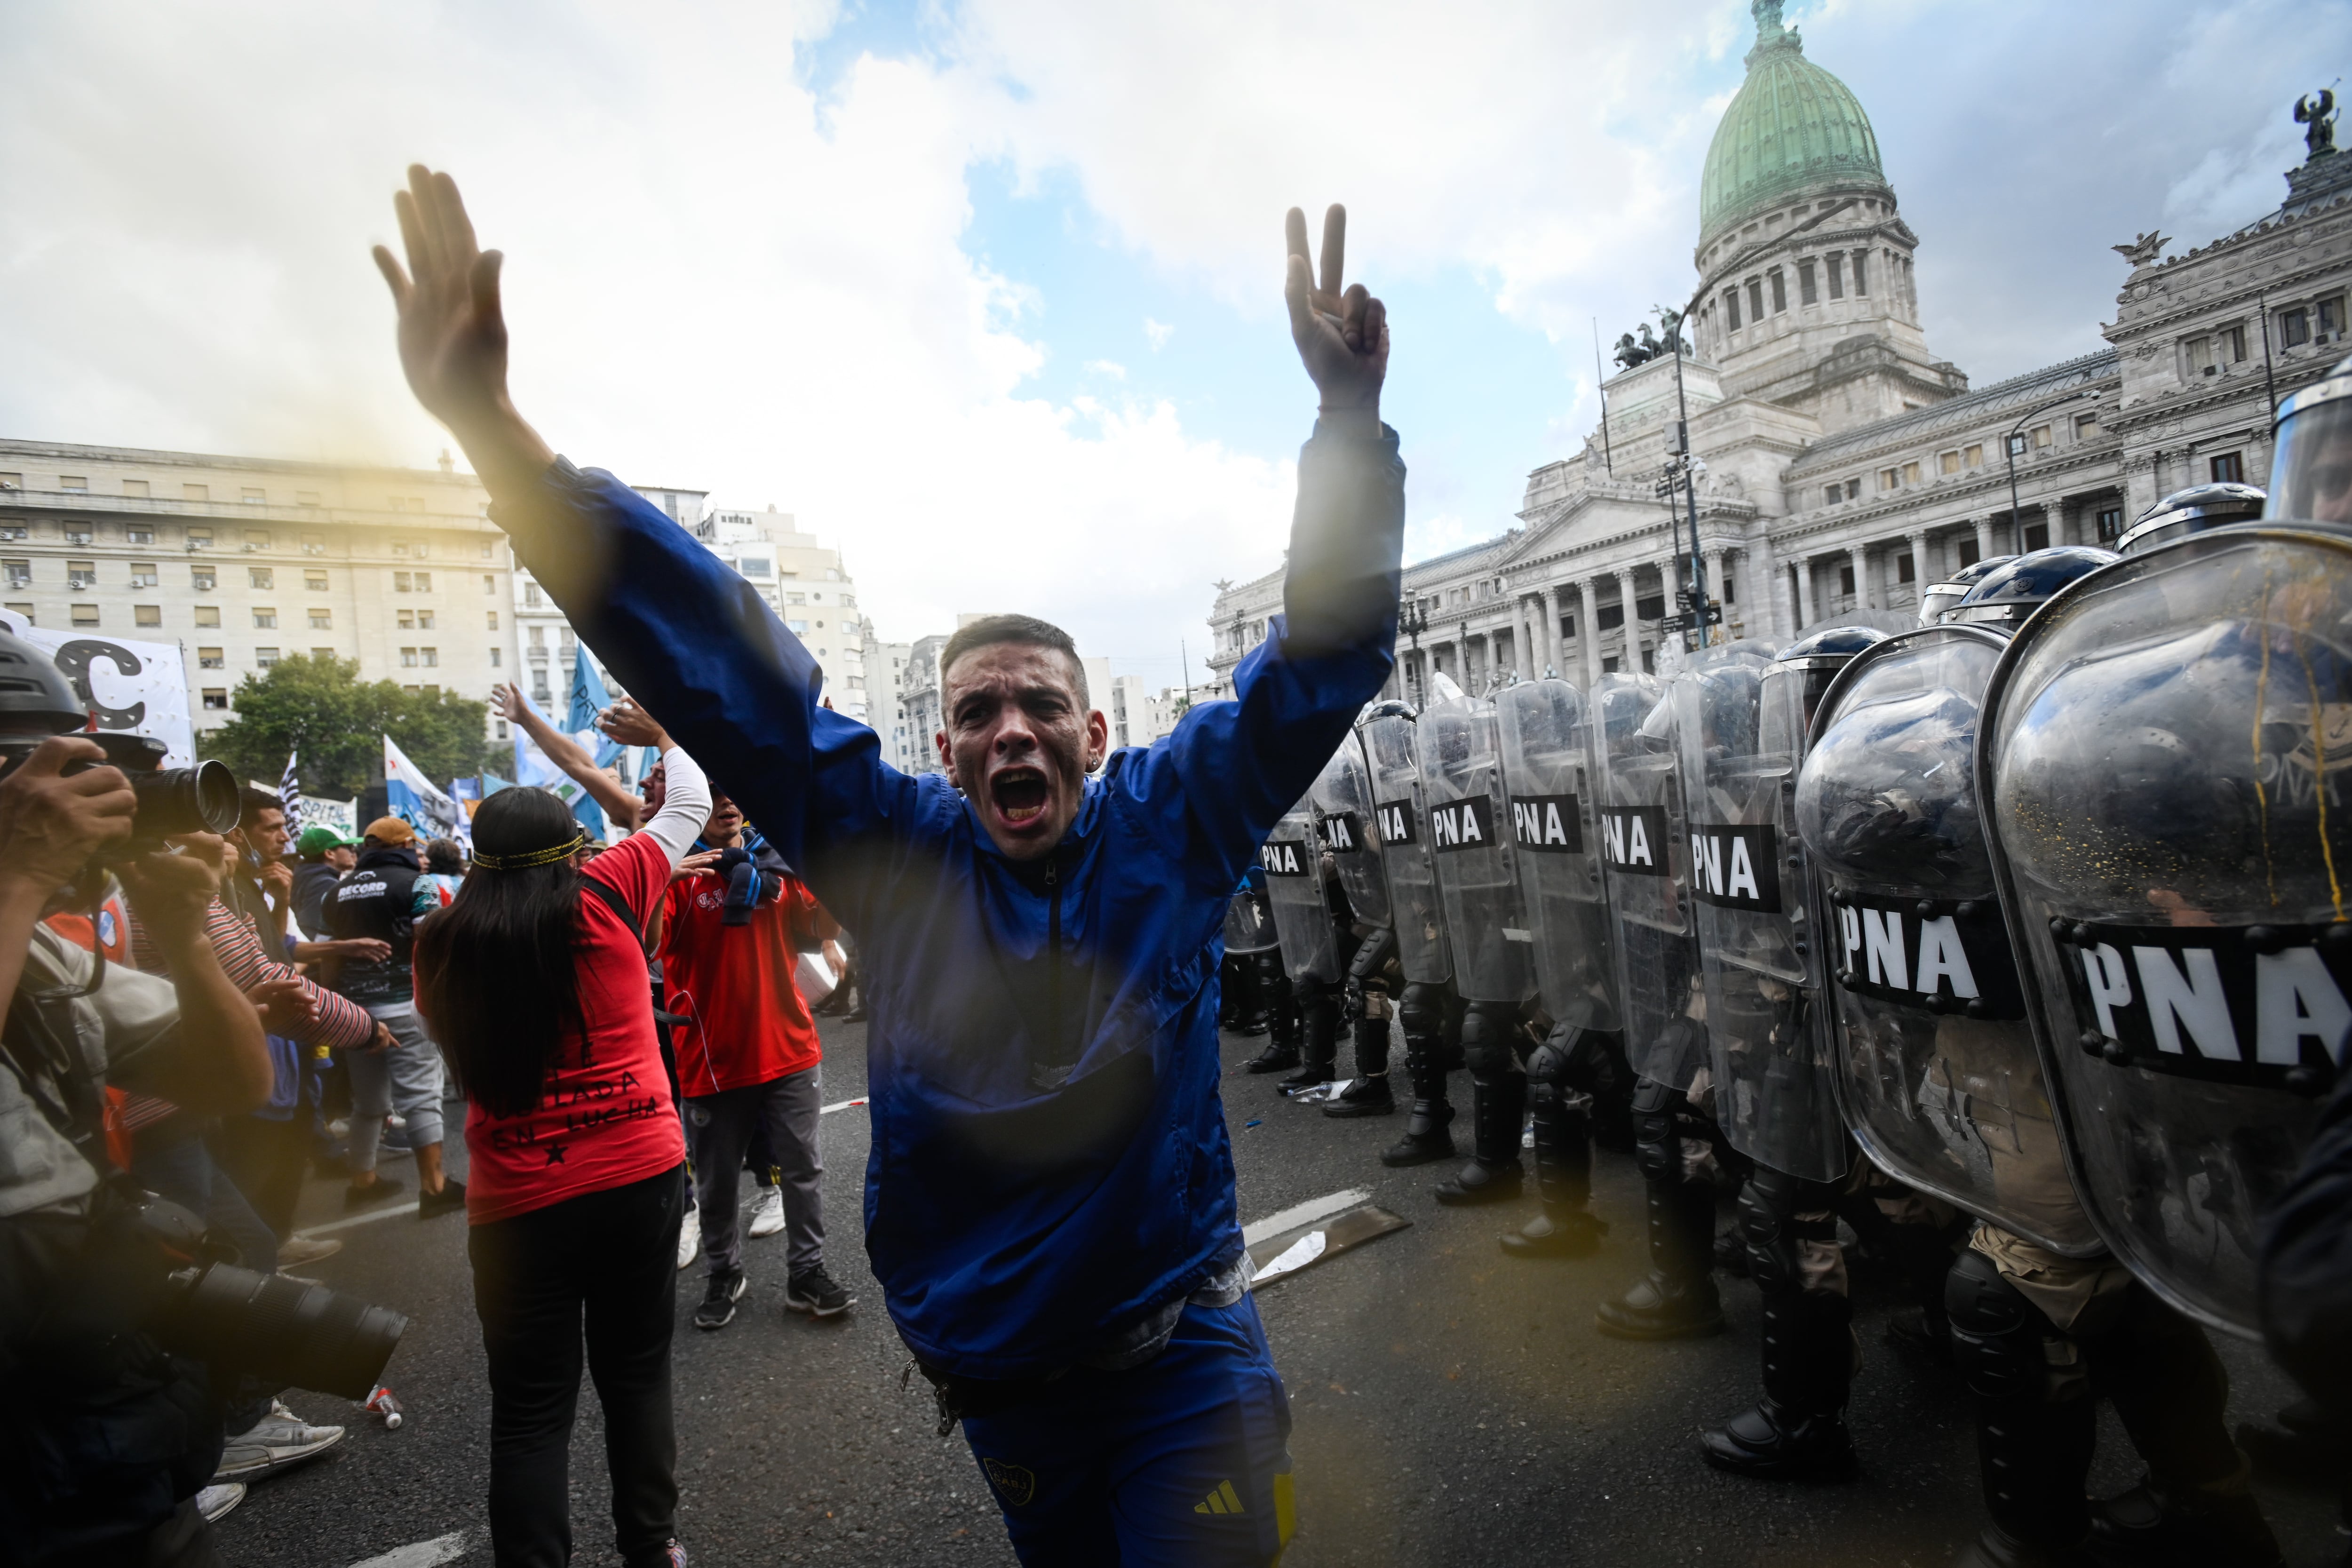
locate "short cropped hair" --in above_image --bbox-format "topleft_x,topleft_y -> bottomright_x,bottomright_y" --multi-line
938,614 -> 1088,707
239,785 -> 284,821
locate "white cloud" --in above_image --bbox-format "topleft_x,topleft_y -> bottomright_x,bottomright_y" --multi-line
1143,317 -> 1175,350
1083,358 -> 1128,379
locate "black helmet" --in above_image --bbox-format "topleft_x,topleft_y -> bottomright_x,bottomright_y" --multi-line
1918,553 -> 2018,624
0,627 -> 85,737
1775,623 -> 1891,669
1948,546 -> 2119,628
1360,698 -> 1417,725
2267,352 -> 2352,527
2117,482 -> 2267,556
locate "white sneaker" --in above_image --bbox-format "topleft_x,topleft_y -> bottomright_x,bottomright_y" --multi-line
215,1400 -> 345,1481
677,1205 -> 701,1272
746,1186 -> 785,1239
197,1481 -> 246,1523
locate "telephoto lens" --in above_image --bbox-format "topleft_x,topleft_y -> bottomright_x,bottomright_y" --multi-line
127,757 -> 242,838
163,1262 -> 408,1401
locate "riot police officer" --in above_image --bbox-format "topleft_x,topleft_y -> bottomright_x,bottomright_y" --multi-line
1259,796 -> 1348,1093
1589,669 -> 1731,1338
2113,481 -> 2266,556
1363,698 -> 1465,1166
1493,675 -> 1628,1256
1807,548 -> 2283,1568
1917,554 -> 2018,626
1225,869 -> 1302,1074
1417,688 -> 1537,1205
1311,724 -> 1402,1118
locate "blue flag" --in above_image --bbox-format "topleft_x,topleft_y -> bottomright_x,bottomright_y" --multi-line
568,646 -> 623,768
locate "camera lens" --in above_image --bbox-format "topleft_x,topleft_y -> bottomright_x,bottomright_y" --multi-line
168,1263 -> 407,1400
129,759 -> 242,838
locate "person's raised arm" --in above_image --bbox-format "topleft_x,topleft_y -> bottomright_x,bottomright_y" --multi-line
493,684 -> 644,831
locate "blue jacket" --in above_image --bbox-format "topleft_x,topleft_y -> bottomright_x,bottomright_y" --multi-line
496,421 -> 1404,1376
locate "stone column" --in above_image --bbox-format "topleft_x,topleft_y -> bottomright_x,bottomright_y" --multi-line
1849,544 -> 1873,611
1972,517 -> 1994,564
1704,549 -> 1726,645
1908,529 -> 1930,599
1619,570 -> 1641,673
1793,554 -> 1815,628
1515,595 -> 1535,679
1579,578 -> 1601,688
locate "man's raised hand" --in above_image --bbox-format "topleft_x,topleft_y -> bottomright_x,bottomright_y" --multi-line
1284,205 -> 1388,418
373,166 -> 554,496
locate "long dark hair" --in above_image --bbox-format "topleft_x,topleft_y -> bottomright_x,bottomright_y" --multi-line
413,788 -> 587,1118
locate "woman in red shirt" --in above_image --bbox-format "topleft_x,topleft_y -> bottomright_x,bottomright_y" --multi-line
414,723 -> 708,1568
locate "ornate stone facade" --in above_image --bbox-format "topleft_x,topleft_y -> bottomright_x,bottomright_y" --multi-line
1207,8 -> 2352,702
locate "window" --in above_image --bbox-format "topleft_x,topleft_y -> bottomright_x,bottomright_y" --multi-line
2032,424 -> 2053,449
2223,325 -> 2247,363
185,526 -> 213,549
127,561 -> 159,587
740,556 -> 771,577
414,609 -> 433,629
0,525 -> 23,541
2096,505 -> 2124,543
1939,450 -> 1962,476
312,647 -> 334,660
202,689 -> 228,711
255,647 -> 279,668
248,567 -> 273,589
1851,251 -> 1868,294
522,582 -> 541,607
2281,306 -> 2310,348
301,532 -> 324,554
1769,269 -> 1787,313
788,619 -> 810,634
490,647 -> 502,668
531,677 -> 552,703
482,574 -> 496,595
398,609 -> 415,629
241,488 -> 264,505
0,474 -> 17,491
191,565 -> 215,590
59,476 -> 87,492
495,719 -> 510,740
395,572 -> 412,592
1724,288 -> 1741,332
67,560 -> 95,589
63,525 -> 92,546
1827,254 -> 1845,299
1880,467 -> 1901,491
297,491 -> 320,508
2074,413 -> 2100,441
70,604 -> 98,627
122,479 -> 149,498
1843,478 -> 1860,501
183,484 -> 208,503
479,540 -> 494,559
304,569 -> 327,591
2022,520 -> 2051,551
1748,278 -> 1765,322
786,590 -> 807,605
194,605 -> 220,628
401,647 -> 418,668
1799,260 -> 1818,305
1964,443 -> 1985,467
127,525 -> 153,544
420,647 -> 438,668
1839,564 -> 1857,596
1902,461 -> 1923,485
1898,552 -> 1917,584
2211,451 -> 2245,484
253,607 -> 277,628
2322,295 -> 2347,337
2185,335 -> 2214,375
1,561 -> 25,588
309,608 -> 332,629
198,647 -> 223,669
486,610 -> 499,630
391,539 -> 409,557
527,625 -> 545,648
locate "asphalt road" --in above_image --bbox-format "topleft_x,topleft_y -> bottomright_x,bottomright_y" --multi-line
219,1019 -> 2346,1568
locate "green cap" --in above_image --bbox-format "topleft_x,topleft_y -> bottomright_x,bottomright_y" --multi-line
296,825 -> 361,859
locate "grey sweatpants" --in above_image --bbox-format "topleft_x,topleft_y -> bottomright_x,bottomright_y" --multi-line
685,1065 -> 824,1276
348,1001 -> 446,1172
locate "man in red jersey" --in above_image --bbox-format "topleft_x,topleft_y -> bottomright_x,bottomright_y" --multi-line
652,790 -> 849,1329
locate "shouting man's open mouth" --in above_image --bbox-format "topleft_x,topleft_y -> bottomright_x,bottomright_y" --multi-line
990,764 -> 1052,829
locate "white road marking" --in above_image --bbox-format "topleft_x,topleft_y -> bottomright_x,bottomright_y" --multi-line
348,1529 -> 469,1568
1241,1187 -> 1370,1247
296,1202 -> 427,1239
820,1095 -> 868,1115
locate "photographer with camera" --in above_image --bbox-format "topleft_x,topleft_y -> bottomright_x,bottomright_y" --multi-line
0,633 -> 280,1563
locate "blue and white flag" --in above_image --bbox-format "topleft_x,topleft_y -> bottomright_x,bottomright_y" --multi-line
511,686 -> 607,842
568,646 -> 624,769
384,733 -> 460,840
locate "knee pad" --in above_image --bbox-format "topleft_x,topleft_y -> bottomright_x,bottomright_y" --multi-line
1347,928 -> 1397,986
1458,1000 -> 1518,1080
1946,1247 -> 2064,1404
1398,982 -> 1445,1042
1524,1025 -> 1574,1089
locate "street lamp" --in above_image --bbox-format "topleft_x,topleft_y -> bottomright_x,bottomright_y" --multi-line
2004,388 -> 2101,546
1398,596 -> 1430,704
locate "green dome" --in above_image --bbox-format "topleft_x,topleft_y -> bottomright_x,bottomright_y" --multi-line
1699,2 -> 1887,247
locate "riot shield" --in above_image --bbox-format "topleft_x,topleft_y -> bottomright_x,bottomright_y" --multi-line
1308,733 -> 1391,930
1223,882 -> 1279,955
1797,625 -> 2101,1255
1417,695 -> 1531,1005
1590,671 -> 1707,1088
1983,527 -> 2352,1335
1677,642 -> 1851,1183
1363,710 -> 1453,986
1260,799 -> 1342,985
1495,678 -> 1619,1034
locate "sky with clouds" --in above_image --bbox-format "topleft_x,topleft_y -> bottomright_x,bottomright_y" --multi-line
0,0 -> 2341,690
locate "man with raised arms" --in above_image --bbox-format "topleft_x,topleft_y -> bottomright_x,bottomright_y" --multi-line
373,167 -> 1402,1565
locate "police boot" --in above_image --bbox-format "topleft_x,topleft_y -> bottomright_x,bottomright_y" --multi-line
1325,1015 -> 1395,1117
1502,1067 -> 1606,1257
1596,1082 -> 1723,1339
2090,1288 -> 2284,1568
1947,1248 -> 2099,1568
1242,984 -> 1299,1073
1700,1289 -> 1859,1480
1380,1030 -> 1455,1167
1279,991 -> 1338,1093
1433,1071 -> 1526,1206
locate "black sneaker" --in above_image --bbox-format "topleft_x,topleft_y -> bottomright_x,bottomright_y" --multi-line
343,1176 -> 405,1211
784,1265 -> 856,1318
417,1178 -> 467,1220
695,1269 -> 747,1330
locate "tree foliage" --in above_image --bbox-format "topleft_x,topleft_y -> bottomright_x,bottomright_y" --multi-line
199,654 -> 496,799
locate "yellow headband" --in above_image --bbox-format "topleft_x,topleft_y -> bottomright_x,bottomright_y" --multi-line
470,834 -> 584,871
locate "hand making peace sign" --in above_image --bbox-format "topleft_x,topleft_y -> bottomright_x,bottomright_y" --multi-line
1283,204 -> 1389,416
